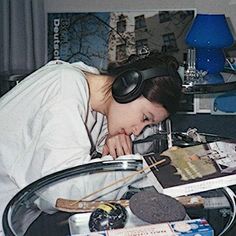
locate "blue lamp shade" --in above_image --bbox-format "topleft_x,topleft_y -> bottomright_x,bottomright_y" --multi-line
185,14 -> 234,82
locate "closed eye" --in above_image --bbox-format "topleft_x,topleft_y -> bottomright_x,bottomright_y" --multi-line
143,114 -> 150,122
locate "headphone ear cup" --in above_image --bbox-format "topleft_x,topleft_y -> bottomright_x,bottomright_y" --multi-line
112,70 -> 144,103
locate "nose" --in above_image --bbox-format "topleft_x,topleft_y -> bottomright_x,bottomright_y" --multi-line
133,123 -> 146,136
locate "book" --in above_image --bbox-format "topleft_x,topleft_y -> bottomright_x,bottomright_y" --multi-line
76,218 -> 214,236
143,140 -> 236,197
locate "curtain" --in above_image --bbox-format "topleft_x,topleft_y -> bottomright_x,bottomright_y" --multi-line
0,0 -> 46,73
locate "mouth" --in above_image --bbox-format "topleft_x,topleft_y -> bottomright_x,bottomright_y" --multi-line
119,129 -> 126,134
119,129 -> 130,136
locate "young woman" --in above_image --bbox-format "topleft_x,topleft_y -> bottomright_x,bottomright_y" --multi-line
0,58 -> 182,233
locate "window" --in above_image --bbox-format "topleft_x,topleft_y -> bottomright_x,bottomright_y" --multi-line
135,15 -> 146,29
162,33 -> 178,52
135,39 -> 148,54
159,11 -> 171,23
117,20 -> 126,33
116,44 -> 126,61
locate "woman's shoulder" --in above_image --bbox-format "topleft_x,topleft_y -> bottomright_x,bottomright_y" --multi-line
44,60 -> 99,75
34,60 -> 99,101
41,60 -> 87,86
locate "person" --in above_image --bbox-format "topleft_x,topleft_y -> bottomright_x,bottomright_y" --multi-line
0,56 -> 182,234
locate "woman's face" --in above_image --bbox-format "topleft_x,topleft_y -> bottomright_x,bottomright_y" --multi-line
107,96 -> 169,136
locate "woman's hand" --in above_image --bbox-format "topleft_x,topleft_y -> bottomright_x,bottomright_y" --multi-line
102,133 -> 132,159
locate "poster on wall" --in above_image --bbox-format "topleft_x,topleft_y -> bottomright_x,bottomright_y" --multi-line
47,10 -> 195,72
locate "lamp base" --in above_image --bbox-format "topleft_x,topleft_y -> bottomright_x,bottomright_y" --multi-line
196,48 -> 225,74
203,73 -> 225,84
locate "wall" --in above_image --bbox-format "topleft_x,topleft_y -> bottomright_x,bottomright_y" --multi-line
44,0 -> 236,58
44,0 -> 236,138
44,0 -> 236,34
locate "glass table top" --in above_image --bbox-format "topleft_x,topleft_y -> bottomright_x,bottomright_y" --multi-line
2,157 -> 236,236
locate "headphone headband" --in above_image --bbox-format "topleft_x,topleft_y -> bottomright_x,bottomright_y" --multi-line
140,66 -> 171,81
112,66 -> 172,104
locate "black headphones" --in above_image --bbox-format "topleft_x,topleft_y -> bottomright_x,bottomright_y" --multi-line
112,66 -> 173,104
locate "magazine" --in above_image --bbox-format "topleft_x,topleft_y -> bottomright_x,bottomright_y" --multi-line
143,140 -> 236,197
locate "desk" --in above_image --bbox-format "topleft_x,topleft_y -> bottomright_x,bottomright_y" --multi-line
177,71 -> 236,137
183,71 -> 236,94
2,156 -> 236,236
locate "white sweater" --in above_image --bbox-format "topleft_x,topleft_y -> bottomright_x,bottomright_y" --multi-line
0,61 -> 143,234
0,61 -> 144,235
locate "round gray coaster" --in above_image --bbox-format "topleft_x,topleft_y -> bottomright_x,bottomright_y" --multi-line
129,189 -> 186,224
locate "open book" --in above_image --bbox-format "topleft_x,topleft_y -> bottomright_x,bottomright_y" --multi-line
143,140 -> 236,197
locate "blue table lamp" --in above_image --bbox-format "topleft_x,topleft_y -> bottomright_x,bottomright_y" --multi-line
185,14 -> 234,84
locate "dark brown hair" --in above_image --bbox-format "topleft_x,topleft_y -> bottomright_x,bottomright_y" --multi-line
108,54 -> 183,114
142,73 -> 182,114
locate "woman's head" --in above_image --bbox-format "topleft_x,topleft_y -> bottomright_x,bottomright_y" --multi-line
107,95 -> 169,136
142,71 -> 182,114
105,55 -> 183,136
